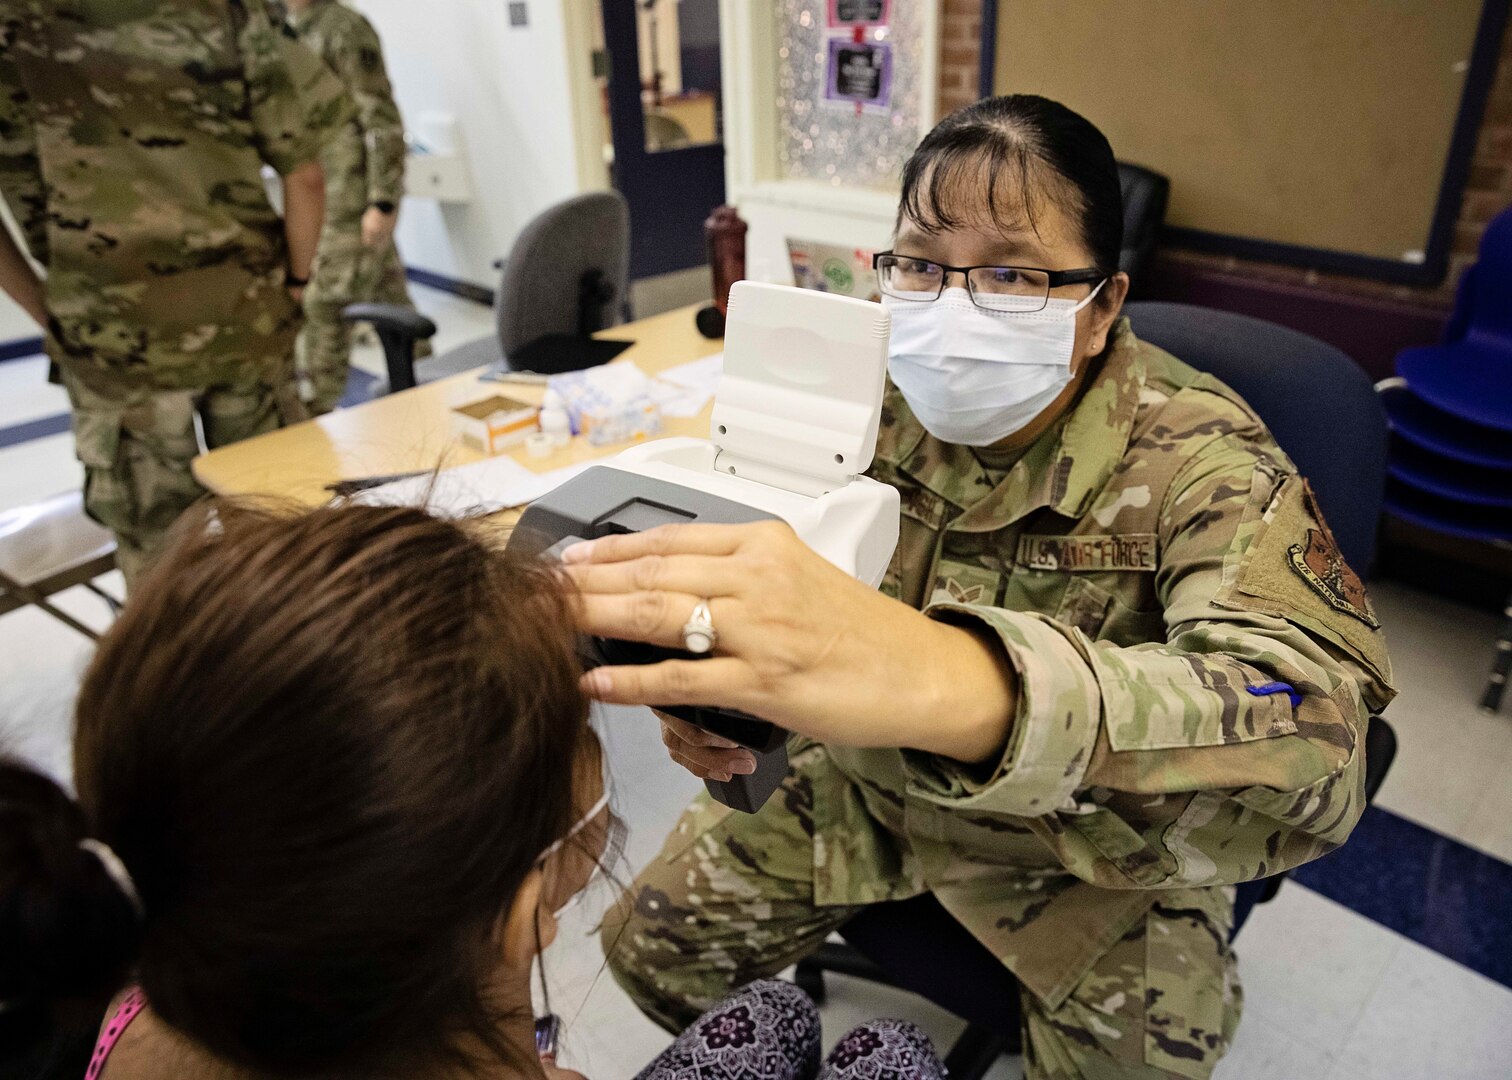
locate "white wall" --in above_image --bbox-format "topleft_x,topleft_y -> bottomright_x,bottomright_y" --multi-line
355,0 -> 593,288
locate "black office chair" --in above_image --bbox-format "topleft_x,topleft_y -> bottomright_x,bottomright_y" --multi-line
795,303 -> 1396,1078
1129,302 -> 1388,573
348,190 -> 632,393
1116,161 -> 1170,292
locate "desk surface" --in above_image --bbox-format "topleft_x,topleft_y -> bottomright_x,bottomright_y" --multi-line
193,305 -> 722,505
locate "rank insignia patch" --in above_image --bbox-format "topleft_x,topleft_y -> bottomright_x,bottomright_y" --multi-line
1288,529 -> 1379,628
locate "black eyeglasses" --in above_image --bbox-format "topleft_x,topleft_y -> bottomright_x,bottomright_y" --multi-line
873,252 -> 1103,313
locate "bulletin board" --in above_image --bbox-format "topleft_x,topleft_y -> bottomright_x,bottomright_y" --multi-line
985,0 -> 1510,284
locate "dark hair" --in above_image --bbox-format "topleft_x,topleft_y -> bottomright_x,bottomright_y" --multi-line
898,94 -> 1124,278
1,501 -> 592,1075
0,765 -> 143,1057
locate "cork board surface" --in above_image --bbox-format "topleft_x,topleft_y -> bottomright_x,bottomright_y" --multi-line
992,0 -> 1484,262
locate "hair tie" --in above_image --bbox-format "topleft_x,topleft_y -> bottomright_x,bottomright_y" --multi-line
78,839 -> 144,919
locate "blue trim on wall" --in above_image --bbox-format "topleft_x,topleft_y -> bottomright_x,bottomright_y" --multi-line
0,411 -> 70,449
405,268 -> 494,307
1293,804 -> 1512,990
0,336 -> 44,363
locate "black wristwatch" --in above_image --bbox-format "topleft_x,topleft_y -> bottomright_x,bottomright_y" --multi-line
286,271 -> 310,288
370,200 -> 396,214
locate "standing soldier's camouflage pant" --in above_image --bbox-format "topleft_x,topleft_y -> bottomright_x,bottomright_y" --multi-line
297,237 -> 427,416
602,750 -> 1243,1080
63,366 -> 306,587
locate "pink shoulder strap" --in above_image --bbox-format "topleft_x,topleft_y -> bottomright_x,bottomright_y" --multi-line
85,988 -> 146,1080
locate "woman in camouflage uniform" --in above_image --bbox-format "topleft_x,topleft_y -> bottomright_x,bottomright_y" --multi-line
567,97 -> 1395,1079
0,0 -> 348,585
283,0 -> 425,415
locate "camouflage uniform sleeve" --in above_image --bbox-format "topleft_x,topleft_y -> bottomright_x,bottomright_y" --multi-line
0,46 -> 48,262
237,0 -> 353,175
328,12 -> 406,205
907,423 -> 1395,890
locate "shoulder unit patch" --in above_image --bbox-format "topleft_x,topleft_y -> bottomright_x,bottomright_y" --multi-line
1287,527 -> 1379,628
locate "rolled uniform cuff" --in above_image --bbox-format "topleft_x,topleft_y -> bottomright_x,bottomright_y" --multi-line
902,603 -> 1102,817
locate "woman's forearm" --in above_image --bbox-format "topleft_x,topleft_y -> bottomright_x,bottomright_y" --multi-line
903,620 -> 1019,765
0,220 -> 47,327
566,521 -> 1024,762
280,160 -> 326,282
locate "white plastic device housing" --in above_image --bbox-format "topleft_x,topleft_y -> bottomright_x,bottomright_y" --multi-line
600,281 -> 899,586
713,281 -> 892,495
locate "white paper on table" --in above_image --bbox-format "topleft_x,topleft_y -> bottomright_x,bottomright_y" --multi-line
658,352 -> 723,389
651,352 -> 723,418
653,386 -> 714,419
354,456 -> 593,518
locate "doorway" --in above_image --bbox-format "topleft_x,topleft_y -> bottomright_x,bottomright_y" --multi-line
596,0 -> 727,289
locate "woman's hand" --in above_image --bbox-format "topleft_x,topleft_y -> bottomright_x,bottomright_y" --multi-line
564,522 -> 1017,764
362,205 -> 398,248
654,709 -> 757,783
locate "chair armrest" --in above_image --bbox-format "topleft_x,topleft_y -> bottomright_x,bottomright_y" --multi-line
342,303 -> 438,341
341,304 -> 437,394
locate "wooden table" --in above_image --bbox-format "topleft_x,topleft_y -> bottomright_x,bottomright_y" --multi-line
193,304 -> 721,505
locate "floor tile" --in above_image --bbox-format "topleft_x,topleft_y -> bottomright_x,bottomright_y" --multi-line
0,432 -> 83,512
1217,1009 -> 1339,1079
1325,1063 -> 1379,1080
1457,759 -> 1512,863
0,294 -> 40,345
0,354 -> 69,429
1290,808 -> 1512,991
1233,884 -> 1400,1052
1332,939 -> 1512,1079
1366,581 -> 1511,841
807,970 -> 1006,1075
416,286 -> 498,351
0,579 -> 116,786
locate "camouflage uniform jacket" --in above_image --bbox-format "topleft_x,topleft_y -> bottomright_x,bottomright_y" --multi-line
807,319 -> 1397,1010
289,0 -> 404,220
0,0 -> 350,393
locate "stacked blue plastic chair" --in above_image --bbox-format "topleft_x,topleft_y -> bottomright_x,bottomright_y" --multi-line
1386,204 -> 1512,712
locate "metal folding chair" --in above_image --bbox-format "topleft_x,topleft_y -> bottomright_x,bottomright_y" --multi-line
0,491 -> 120,640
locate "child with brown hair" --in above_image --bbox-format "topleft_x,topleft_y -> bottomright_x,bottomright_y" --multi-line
0,500 -> 941,1079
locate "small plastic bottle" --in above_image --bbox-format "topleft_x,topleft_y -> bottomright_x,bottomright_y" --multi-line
539,391 -> 572,448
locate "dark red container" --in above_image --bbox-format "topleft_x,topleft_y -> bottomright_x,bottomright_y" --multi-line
697,205 -> 749,338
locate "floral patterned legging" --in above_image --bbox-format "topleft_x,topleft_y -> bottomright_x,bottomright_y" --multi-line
633,980 -> 947,1080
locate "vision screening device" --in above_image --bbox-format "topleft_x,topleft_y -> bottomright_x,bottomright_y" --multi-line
509,282 -> 899,812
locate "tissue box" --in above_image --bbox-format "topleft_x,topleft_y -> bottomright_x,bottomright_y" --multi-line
451,394 -> 539,454
580,399 -> 662,446
549,365 -> 664,447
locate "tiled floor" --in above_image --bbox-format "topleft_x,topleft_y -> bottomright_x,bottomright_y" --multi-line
3,287 -> 1511,1079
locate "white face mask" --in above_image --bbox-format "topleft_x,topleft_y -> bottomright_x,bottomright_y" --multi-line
885,282 -> 1105,447
538,786 -> 611,919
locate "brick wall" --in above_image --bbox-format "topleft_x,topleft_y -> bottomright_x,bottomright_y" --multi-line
938,0 -> 984,119
935,0 -> 1512,306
